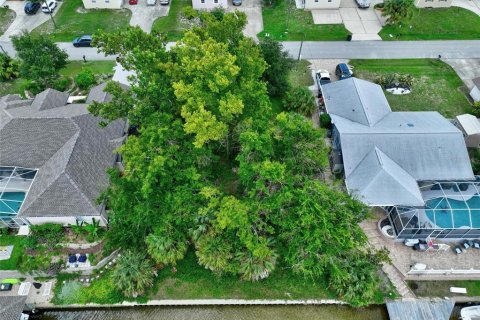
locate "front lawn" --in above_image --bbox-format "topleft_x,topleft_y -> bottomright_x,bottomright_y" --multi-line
32,0 -> 131,42
0,236 -> 25,270
258,0 -> 350,41
379,7 -> 480,40
408,280 -> 480,297
0,7 -> 15,36
349,59 -> 471,118
152,0 -> 191,41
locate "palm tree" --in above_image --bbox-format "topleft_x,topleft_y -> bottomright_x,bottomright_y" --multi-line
146,231 -> 188,266
84,218 -> 101,241
112,250 -> 155,297
382,0 -> 415,26
283,87 -> 316,117
70,220 -> 84,239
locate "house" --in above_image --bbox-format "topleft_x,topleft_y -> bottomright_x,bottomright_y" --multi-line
0,85 -> 127,228
192,0 -> 228,10
323,78 -> 479,239
82,0 -> 123,9
414,0 -> 453,8
302,0 -> 341,10
0,296 -> 27,320
470,77 -> 480,102
454,114 -> 480,148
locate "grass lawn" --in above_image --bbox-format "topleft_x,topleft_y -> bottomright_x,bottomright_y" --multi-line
0,7 -> 15,36
408,280 -> 480,297
152,0 -> 191,41
289,60 -> 314,88
0,236 -> 25,270
32,0 -> 131,42
150,250 -> 334,300
258,0 -> 350,41
0,61 -> 115,96
379,7 -> 480,40
349,59 -> 471,118
59,61 -> 116,78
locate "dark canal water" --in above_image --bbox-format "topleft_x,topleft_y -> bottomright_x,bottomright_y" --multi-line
31,305 -> 389,320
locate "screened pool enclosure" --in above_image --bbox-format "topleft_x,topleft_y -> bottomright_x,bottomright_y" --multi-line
0,166 -> 37,227
386,179 -> 480,239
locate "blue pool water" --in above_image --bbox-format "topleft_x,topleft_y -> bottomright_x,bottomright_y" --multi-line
426,196 -> 480,228
0,192 -> 25,214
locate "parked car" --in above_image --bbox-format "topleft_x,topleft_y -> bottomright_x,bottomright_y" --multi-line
355,0 -> 370,8
159,0 -> 170,4
42,0 -> 57,13
315,69 -> 331,99
72,35 -> 92,47
0,283 -> 13,291
24,1 -> 41,14
129,0 -> 138,4
335,63 -> 353,80
232,0 -> 242,5
147,0 -> 157,5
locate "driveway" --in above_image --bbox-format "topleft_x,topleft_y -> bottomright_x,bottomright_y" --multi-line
443,59 -> 480,90
452,0 -> 480,16
0,0 -> 63,41
227,0 -> 263,40
339,0 -> 383,40
126,2 -> 170,33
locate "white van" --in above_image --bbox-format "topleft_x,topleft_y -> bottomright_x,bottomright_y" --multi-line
146,0 -> 156,5
159,0 -> 169,4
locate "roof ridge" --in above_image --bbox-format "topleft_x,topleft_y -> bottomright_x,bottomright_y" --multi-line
64,172 -> 101,213
352,78 -> 372,126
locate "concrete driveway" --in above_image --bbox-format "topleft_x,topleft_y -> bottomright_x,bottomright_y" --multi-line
443,59 -> 480,90
126,1 -> 170,33
0,0 -> 63,41
339,0 -> 383,40
227,0 -> 263,40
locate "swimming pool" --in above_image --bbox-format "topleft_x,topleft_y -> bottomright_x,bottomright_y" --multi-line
426,196 -> 480,229
0,192 -> 26,215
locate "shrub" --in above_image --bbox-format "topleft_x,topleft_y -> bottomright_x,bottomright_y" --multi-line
52,76 -> 71,92
183,6 -> 198,20
75,70 -> 96,90
471,101 -> 480,117
0,53 -> 20,81
29,223 -> 64,249
320,113 -> 332,129
283,87 -> 316,116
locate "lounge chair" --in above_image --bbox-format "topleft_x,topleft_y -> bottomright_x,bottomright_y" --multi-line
463,241 -> 472,249
78,254 -> 87,263
473,240 -> 480,249
68,255 -> 77,263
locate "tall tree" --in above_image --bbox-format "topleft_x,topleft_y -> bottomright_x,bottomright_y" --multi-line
112,250 -> 155,297
11,31 -> 68,90
382,0 -> 415,26
259,38 -> 294,97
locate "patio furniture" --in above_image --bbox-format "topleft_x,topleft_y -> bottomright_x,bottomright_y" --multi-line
454,245 -> 463,254
78,254 -> 87,263
473,240 -> 480,249
463,241 -> 472,249
68,255 -> 77,263
33,282 -> 42,289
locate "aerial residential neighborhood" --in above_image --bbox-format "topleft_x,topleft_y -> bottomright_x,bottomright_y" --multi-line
0,0 -> 480,318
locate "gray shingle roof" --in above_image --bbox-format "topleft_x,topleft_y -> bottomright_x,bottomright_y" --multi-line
323,77 -> 391,127
473,77 -> 480,89
324,78 -> 474,206
0,89 -> 126,218
0,296 -> 27,320
86,83 -> 112,104
31,88 -> 70,111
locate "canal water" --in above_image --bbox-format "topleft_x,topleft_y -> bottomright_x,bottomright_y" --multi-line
31,305 -> 389,320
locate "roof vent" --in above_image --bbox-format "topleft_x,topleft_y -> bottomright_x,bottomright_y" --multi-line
407,123 -> 414,127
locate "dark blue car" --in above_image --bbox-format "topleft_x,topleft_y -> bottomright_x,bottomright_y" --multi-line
335,63 -> 353,80
24,1 -> 41,15
73,35 -> 93,48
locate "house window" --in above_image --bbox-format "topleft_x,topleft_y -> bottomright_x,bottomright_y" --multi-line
214,0 -> 218,3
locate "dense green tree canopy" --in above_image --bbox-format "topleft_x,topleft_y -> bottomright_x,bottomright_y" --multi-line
93,13 -> 387,306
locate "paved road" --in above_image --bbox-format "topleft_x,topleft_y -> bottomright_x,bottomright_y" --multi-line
2,40 -> 480,60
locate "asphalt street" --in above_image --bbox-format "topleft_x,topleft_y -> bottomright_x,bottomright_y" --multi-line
1,40 -> 480,60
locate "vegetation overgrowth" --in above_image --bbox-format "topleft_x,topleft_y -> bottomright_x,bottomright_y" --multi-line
89,10 -> 388,306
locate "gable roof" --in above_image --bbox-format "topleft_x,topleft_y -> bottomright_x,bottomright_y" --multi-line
0,90 -> 126,218
456,114 -> 480,136
0,296 -> 27,320
346,147 -> 424,206
323,77 -> 391,127
31,88 -> 70,111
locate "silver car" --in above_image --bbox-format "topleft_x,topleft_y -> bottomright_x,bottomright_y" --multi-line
355,0 -> 370,8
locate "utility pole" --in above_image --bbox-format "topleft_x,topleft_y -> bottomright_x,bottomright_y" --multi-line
41,0 -> 57,28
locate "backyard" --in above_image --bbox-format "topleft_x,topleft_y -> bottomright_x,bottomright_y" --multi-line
152,0 -> 191,41
258,0 -> 350,41
0,235 -> 25,270
0,7 -> 15,36
349,59 -> 471,118
380,7 -> 480,40
408,280 -> 480,297
0,61 -> 115,96
32,0 -> 131,42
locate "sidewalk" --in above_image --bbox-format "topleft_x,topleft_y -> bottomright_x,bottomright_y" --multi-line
452,0 -> 480,16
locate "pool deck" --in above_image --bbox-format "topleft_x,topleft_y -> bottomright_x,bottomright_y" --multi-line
361,210 -> 480,282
